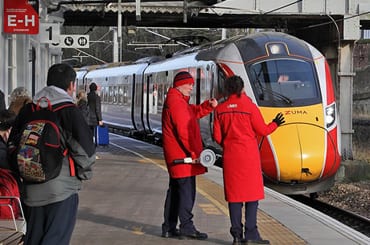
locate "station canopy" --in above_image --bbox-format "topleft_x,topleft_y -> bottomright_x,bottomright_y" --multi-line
47,0 -> 341,29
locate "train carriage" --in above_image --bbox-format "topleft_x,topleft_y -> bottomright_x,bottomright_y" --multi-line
83,62 -> 150,132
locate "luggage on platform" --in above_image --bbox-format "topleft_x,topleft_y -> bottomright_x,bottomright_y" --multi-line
96,125 -> 109,146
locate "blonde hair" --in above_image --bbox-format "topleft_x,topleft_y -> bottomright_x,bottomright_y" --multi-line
9,87 -> 29,103
77,90 -> 87,99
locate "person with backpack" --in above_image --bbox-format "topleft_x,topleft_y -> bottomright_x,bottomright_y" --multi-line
8,63 -> 96,245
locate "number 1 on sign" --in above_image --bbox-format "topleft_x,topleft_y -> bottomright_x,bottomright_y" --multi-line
46,26 -> 53,41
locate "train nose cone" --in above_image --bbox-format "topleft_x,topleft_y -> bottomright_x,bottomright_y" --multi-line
263,123 -> 327,183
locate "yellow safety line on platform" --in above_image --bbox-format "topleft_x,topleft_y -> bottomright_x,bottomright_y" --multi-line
110,141 -> 229,215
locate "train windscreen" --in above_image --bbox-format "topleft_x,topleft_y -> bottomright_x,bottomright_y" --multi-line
248,59 -> 321,107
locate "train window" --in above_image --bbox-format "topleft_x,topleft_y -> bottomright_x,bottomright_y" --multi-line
216,70 -> 226,99
101,85 -> 108,103
108,86 -> 114,103
112,86 -> 116,104
118,86 -> 123,104
248,59 -> 321,106
122,85 -> 128,104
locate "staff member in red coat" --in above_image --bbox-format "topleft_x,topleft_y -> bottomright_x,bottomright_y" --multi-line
161,71 -> 218,240
213,76 -> 285,245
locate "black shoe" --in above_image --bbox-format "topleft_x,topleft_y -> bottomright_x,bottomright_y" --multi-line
246,239 -> 270,244
179,230 -> 208,240
233,237 -> 246,245
161,229 -> 180,238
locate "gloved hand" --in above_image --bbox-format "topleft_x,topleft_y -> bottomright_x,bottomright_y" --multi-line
273,112 -> 285,126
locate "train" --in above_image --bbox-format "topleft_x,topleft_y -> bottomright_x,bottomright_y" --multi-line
75,31 -> 342,195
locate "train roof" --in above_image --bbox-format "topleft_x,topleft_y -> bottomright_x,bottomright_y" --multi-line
144,52 -> 215,73
84,62 -> 149,79
194,31 -> 313,63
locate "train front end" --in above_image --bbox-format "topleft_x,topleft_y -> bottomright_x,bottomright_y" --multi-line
220,32 -> 342,194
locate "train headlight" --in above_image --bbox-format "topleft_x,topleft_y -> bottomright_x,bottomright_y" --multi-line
267,43 -> 288,55
269,44 -> 281,54
325,103 -> 336,129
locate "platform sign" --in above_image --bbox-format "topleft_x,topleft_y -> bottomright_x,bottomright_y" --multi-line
39,23 -> 60,44
51,35 -> 90,49
3,0 -> 39,34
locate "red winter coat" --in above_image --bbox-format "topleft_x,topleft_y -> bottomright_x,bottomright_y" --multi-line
162,88 -> 213,178
213,93 -> 278,202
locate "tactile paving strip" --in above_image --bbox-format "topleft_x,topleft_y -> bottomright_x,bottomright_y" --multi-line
197,176 -> 307,245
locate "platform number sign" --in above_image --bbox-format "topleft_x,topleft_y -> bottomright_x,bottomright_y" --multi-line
51,35 -> 90,49
39,23 -> 60,44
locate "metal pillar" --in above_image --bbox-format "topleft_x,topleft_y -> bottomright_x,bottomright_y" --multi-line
338,42 -> 356,160
117,0 -> 122,62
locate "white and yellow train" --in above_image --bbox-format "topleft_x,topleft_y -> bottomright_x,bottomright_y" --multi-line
76,31 -> 342,195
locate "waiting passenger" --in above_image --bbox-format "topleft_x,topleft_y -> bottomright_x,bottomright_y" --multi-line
87,83 -> 103,146
8,87 -> 32,115
76,90 -> 89,124
0,109 -> 16,170
213,75 -> 285,245
8,63 -> 95,245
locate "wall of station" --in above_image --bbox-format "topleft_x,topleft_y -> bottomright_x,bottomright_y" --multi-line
0,1 -> 63,107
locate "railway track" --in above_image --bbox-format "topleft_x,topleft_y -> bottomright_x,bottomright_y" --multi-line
289,194 -> 370,237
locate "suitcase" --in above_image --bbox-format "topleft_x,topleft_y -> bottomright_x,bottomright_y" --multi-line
96,125 -> 109,146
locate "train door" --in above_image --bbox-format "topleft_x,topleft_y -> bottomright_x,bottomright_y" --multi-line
197,63 -> 218,148
205,63 -> 228,154
128,73 -> 137,131
145,72 -> 167,135
133,73 -> 144,133
142,74 -> 152,134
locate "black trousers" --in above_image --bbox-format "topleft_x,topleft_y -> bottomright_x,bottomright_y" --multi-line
89,125 -> 97,146
24,194 -> 79,245
229,201 -> 261,240
162,176 -> 197,234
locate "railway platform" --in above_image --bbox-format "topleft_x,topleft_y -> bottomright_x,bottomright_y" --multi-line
69,134 -> 369,245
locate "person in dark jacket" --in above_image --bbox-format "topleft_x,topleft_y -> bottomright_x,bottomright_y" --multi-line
0,109 -> 16,170
8,63 -> 96,245
87,82 -> 103,146
161,71 -> 218,240
213,76 -> 285,245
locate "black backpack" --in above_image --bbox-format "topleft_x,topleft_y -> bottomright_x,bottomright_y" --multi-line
16,97 -> 75,184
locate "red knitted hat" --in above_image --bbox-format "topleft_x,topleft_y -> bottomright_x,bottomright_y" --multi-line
173,71 -> 194,87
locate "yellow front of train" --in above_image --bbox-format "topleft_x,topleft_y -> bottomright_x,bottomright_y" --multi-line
260,102 -> 341,194
256,51 -> 342,194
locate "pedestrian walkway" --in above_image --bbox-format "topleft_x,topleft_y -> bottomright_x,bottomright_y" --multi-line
70,134 -> 369,245
70,135 -> 305,245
